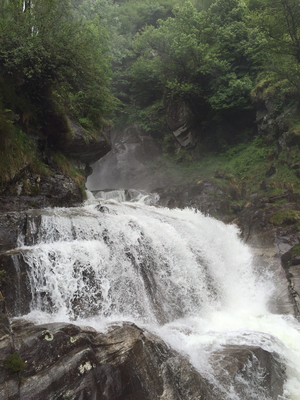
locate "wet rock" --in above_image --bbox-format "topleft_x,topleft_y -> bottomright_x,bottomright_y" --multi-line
156,180 -> 230,219
0,312 -> 10,339
0,213 -> 27,252
0,320 -> 286,400
0,252 -> 32,317
281,245 -> 300,318
0,172 -> 83,212
95,204 -> 109,213
0,321 -> 213,400
210,344 -> 285,399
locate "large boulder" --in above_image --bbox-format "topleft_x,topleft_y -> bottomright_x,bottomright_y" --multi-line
0,320 -> 286,400
0,321 -> 213,400
210,344 -> 285,399
63,120 -> 111,165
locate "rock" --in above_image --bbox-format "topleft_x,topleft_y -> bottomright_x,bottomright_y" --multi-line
0,312 -> 10,339
0,172 -> 84,212
210,344 -> 285,399
156,180 -> 230,219
253,84 -> 299,142
63,120 -> 111,165
0,213 -> 27,252
166,97 -> 196,149
284,129 -> 300,147
0,252 -> 32,317
0,321 -> 214,400
0,320 -> 286,400
95,204 -> 109,213
230,204 -> 241,213
281,245 -> 300,318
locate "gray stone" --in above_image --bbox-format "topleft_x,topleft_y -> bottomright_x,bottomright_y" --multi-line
63,120 -> 111,165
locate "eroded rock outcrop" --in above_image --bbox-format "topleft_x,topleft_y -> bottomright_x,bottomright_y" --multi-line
0,321 -> 213,400
166,98 -> 196,149
0,320 -> 286,400
63,120 -> 111,165
0,120 -> 111,213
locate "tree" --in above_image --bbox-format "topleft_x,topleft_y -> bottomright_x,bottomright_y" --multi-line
0,0 -> 116,138
252,0 -> 300,92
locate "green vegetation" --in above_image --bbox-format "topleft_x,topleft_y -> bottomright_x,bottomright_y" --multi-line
4,352 -> 26,376
53,152 -> 86,197
269,210 -> 300,226
2,0 -> 300,202
291,244 -> 300,256
0,128 -> 50,186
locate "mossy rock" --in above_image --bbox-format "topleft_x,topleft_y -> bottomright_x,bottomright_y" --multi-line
269,209 -> 300,226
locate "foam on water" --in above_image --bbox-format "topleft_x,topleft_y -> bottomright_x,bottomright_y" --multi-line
13,191 -> 300,399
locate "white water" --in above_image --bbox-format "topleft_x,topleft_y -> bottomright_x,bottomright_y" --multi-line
13,191 -> 300,399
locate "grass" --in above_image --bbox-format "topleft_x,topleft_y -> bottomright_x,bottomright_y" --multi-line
0,128 -> 50,187
269,210 -> 300,226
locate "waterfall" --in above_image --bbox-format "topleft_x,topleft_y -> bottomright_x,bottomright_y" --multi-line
13,191 -> 300,399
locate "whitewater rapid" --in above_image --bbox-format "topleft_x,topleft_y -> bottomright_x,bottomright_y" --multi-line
13,191 -> 300,399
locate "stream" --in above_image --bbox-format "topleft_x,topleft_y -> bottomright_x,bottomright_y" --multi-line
11,190 -> 300,399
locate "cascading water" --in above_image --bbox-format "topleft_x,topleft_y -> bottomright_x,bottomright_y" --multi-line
12,190 -> 300,399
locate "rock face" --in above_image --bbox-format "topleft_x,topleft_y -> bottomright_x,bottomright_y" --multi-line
253,83 -> 299,143
166,98 -> 196,149
0,321 -> 212,400
0,320 -> 286,400
87,125 -> 161,191
156,180 -> 231,217
281,244 -> 300,318
0,120 -> 112,213
0,173 -> 83,212
63,120 -> 111,165
210,345 -> 285,400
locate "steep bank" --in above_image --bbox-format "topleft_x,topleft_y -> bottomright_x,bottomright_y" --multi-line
0,121 -> 110,213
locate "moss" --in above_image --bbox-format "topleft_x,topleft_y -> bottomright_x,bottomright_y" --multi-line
4,352 -> 26,375
269,209 -> 300,226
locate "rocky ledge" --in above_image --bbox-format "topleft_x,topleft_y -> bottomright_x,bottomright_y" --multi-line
0,319 -> 285,400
